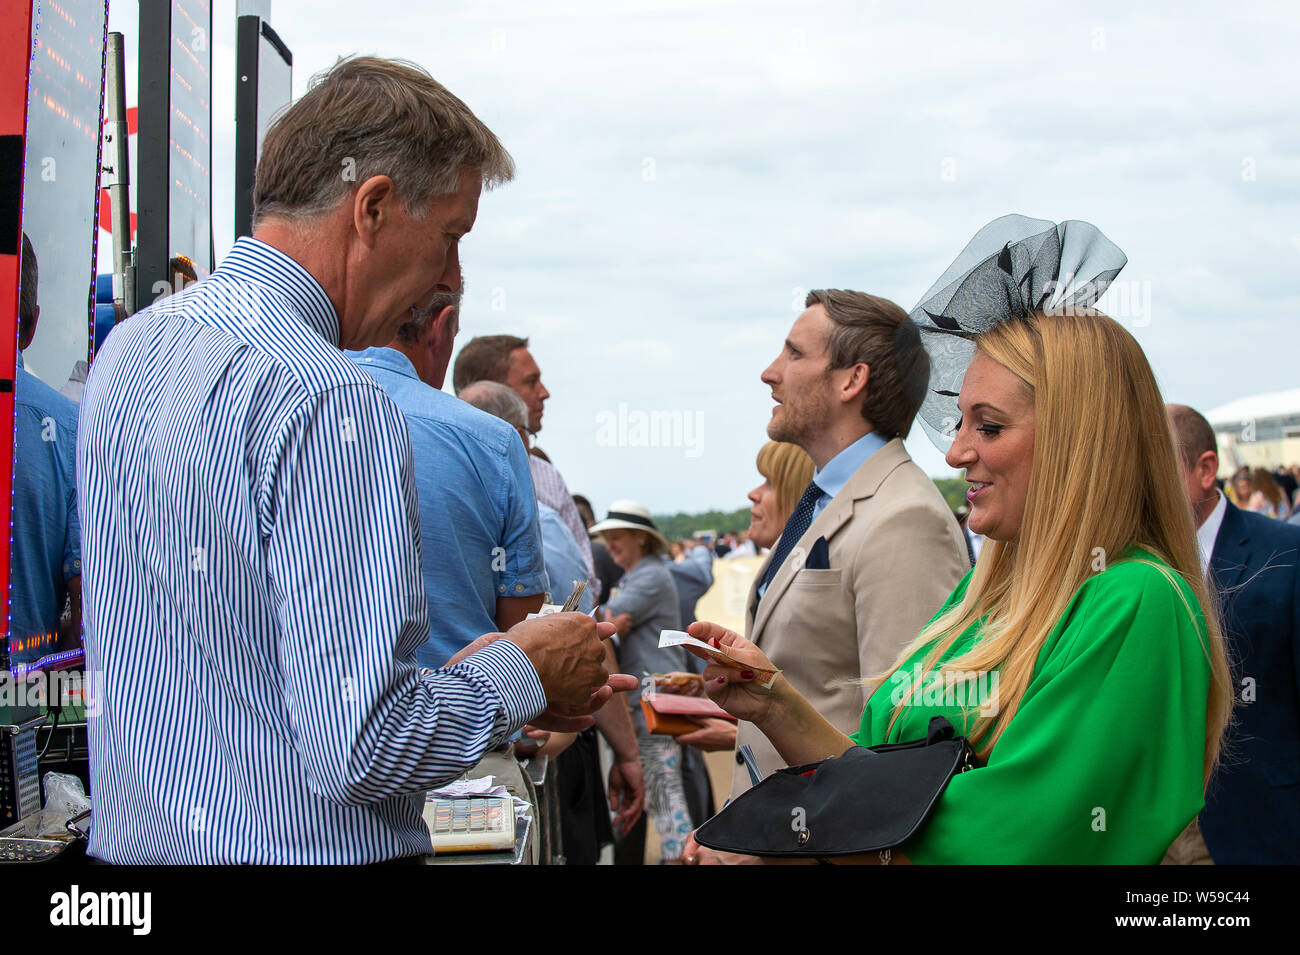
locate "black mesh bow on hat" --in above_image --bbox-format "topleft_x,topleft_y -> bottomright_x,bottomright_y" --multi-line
909,214 -> 1128,450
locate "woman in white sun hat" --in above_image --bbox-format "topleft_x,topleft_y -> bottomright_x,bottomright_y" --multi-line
590,500 -> 693,863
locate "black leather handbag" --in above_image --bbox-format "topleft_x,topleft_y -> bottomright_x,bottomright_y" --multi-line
694,716 -> 978,860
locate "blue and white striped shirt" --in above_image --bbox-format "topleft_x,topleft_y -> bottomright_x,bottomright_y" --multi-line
77,237 -> 546,863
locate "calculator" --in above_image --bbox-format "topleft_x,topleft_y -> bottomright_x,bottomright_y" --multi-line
427,796 -> 516,854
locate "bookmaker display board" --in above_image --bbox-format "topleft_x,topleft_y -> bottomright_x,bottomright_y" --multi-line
233,13 -> 292,239
136,0 -> 211,306
1,0 -> 107,836
1,0 -> 109,679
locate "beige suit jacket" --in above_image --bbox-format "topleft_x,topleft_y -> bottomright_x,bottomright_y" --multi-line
729,437 -> 970,798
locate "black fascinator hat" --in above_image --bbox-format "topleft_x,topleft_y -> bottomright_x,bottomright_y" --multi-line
910,214 -> 1128,450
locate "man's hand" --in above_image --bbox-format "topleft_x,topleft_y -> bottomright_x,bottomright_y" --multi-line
608,757 -> 645,836
452,616 -> 636,731
528,675 -> 638,731
506,613 -> 617,704
446,629 -> 635,730
675,717 -> 738,751
501,614 -> 638,730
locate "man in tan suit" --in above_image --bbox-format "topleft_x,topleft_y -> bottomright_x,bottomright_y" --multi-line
729,289 -> 969,798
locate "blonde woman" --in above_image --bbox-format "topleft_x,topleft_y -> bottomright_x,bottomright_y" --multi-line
683,218 -> 1230,864
746,441 -> 816,550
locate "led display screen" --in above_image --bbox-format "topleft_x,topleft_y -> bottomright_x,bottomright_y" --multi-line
166,0 -> 210,273
18,0 -> 109,392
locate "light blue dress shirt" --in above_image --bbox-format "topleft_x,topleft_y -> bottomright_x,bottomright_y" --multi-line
809,430 -> 889,520
77,237 -> 546,863
348,347 -> 548,668
757,431 -> 888,598
537,501 -> 594,614
8,352 -> 81,668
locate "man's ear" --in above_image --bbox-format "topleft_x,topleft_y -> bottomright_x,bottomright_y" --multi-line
352,175 -> 398,248
1198,451 -> 1220,494
839,363 -> 870,405
425,305 -> 456,350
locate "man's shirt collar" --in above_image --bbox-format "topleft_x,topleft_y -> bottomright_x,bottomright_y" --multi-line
1197,488 -> 1228,574
348,346 -> 422,383
220,237 -> 340,345
813,430 -> 889,502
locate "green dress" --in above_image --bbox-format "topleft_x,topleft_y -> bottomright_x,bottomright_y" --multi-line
851,549 -> 1211,864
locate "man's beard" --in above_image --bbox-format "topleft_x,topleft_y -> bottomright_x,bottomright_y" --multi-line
766,382 -> 831,449
767,401 -> 813,447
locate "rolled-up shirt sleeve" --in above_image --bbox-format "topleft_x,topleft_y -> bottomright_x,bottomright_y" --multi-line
264,384 -> 545,805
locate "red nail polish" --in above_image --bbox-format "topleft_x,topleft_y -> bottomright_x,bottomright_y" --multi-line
741,670 -> 754,680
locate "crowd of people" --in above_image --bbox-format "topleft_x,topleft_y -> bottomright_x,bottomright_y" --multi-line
8,54 -> 1298,866
1229,465 -> 1300,523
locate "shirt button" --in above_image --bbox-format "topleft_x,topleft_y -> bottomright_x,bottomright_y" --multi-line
735,751 -> 745,765
498,585 -> 506,593
515,584 -> 524,593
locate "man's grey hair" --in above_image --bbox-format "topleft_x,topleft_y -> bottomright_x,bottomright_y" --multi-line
395,270 -> 463,345
252,56 -> 515,226
460,379 -> 529,431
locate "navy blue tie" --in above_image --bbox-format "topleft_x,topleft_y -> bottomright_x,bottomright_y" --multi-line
760,480 -> 823,593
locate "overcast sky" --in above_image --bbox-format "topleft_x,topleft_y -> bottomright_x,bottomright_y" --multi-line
108,0 -> 1300,519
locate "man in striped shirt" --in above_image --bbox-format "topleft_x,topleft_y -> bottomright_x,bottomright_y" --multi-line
77,56 -> 629,864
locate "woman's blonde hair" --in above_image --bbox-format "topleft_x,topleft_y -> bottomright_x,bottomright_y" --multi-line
755,441 -> 816,524
876,310 -> 1231,786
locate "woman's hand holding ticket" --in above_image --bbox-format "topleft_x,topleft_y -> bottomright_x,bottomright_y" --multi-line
684,621 -> 783,727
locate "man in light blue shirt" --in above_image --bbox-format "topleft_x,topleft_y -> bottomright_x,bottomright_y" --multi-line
538,502 -> 595,614
349,285 -> 548,668
8,234 -> 81,671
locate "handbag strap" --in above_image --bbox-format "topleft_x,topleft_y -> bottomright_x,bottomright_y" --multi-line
925,716 -> 956,745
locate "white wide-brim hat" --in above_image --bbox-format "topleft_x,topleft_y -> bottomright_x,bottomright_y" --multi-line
589,499 -> 671,554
